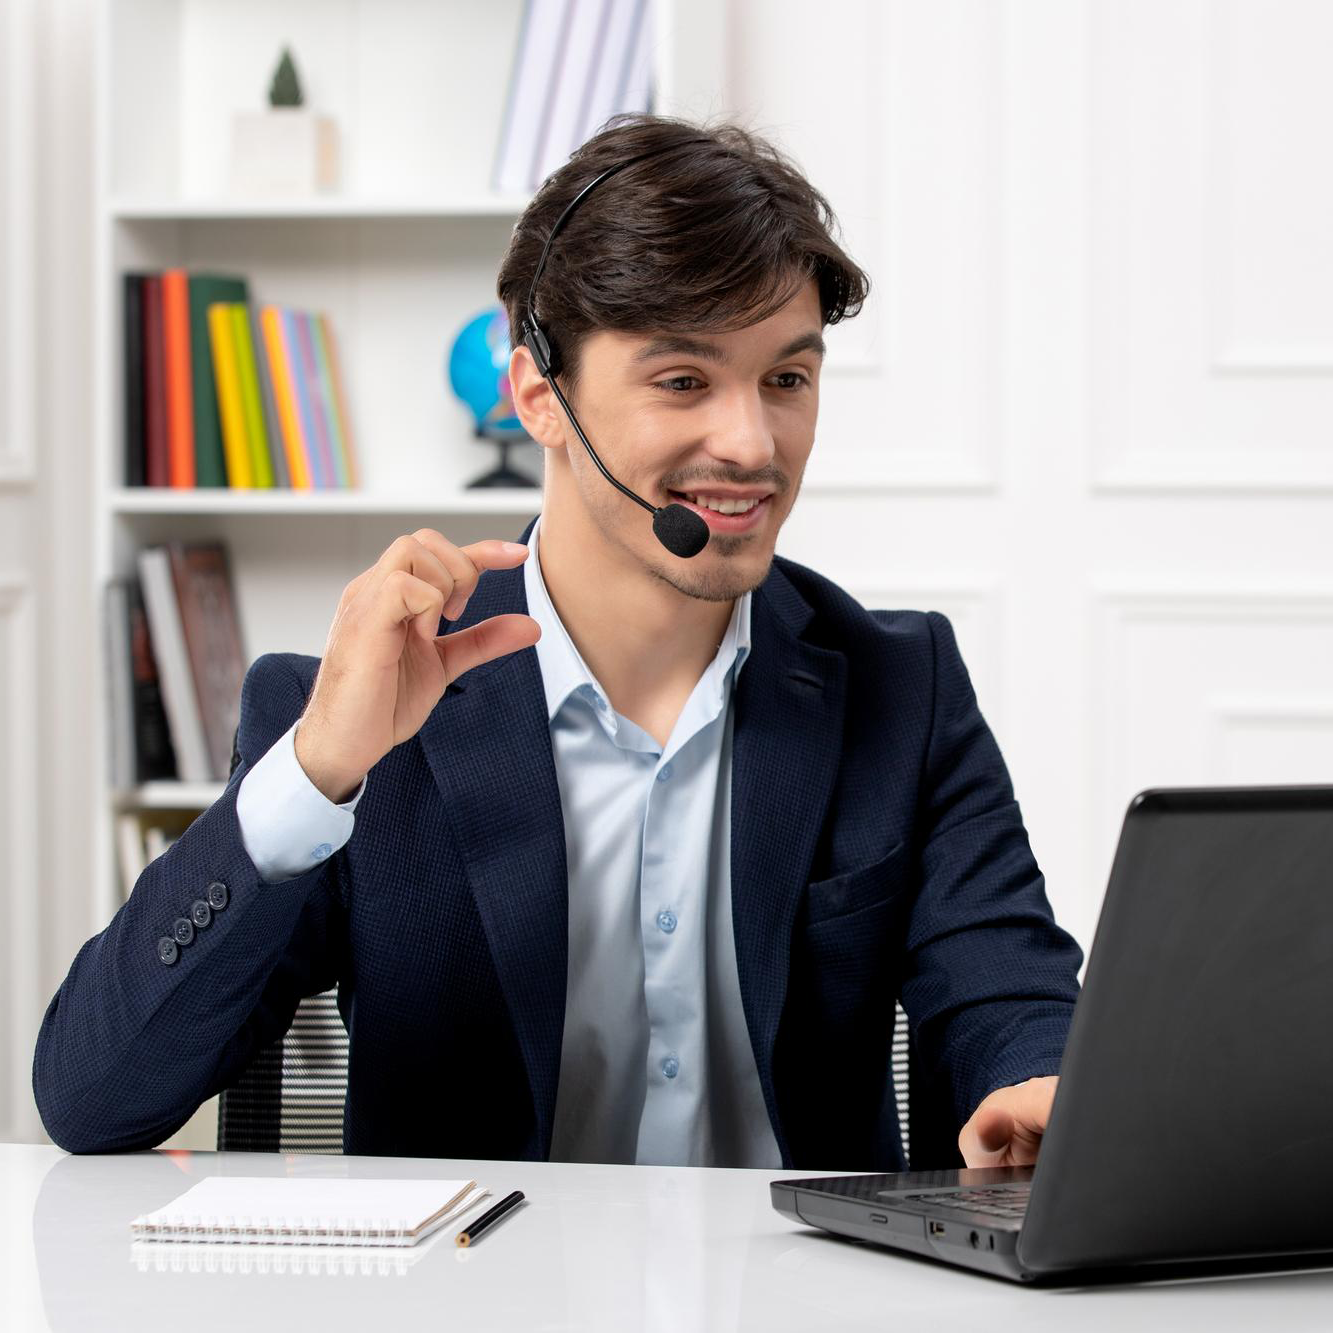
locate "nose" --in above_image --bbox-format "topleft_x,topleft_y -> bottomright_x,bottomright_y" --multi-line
702,384 -> 776,473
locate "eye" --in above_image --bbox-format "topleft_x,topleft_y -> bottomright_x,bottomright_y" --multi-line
770,371 -> 810,391
651,375 -> 703,395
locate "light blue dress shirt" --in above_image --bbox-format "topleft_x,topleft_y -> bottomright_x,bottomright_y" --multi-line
236,516 -> 781,1167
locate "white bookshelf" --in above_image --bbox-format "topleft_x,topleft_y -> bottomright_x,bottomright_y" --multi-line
96,0 -> 535,918
91,0 -> 723,1147
109,486 -> 545,515
106,194 -> 536,221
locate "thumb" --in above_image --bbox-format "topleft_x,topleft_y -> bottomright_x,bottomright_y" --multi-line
976,1108 -> 1013,1154
435,613 -> 541,683
960,1106 -> 1014,1167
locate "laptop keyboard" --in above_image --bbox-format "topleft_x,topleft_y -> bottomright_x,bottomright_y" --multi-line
899,1183 -> 1032,1220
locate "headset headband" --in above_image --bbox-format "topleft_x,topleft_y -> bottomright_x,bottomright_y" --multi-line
521,136 -> 715,379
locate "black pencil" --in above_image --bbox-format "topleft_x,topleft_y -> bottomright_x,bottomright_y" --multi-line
455,1190 -> 525,1247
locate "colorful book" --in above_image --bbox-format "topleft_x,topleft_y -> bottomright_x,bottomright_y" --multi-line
280,307 -> 325,488
142,275 -> 169,488
207,303 -> 252,488
280,307 -> 325,487
161,269 -> 196,488
187,274 -> 249,488
230,304 -> 275,488
312,313 -> 359,488
293,311 -> 340,488
260,304 -> 314,489
248,303 -> 290,488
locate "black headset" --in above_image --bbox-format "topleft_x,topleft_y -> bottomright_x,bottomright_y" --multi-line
520,138 -> 715,559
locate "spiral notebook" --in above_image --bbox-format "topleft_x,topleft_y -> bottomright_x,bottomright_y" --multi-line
129,1177 -> 490,1248
130,1230 -> 449,1277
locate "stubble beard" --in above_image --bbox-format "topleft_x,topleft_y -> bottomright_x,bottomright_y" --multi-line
642,533 -> 776,602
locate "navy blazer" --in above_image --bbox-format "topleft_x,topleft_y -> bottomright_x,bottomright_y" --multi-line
33,529 -> 1083,1168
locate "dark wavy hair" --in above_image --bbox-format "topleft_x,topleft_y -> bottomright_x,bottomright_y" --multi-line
496,113 -> 871,399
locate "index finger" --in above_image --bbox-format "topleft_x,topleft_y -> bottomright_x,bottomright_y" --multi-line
413,534 -> 530,620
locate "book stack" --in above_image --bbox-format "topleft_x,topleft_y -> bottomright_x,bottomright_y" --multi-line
123,270 -> 359,490
104,541 -> 247,789
494,0 -> 654,194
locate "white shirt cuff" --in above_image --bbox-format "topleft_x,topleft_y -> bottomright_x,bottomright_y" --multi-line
235,718 -> 366,885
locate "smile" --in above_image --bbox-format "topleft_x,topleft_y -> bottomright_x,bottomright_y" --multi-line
668,491 -> 772,532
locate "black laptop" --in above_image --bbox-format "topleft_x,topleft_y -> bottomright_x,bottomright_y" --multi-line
772,785 -> 1333,1283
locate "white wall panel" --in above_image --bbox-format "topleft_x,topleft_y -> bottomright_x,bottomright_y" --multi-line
0,0 -> 41,1145
1,0 -> 36,486
1090,0 -> 1333,490
0,582 -> 38,1143
1091,585 -> 1333,898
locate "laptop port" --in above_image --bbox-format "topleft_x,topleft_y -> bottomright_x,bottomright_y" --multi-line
928,1221 -> 946,1238
969,1231 -> 980,1249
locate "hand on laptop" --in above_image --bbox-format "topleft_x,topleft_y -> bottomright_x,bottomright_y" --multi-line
957,1075 -> 1059,1168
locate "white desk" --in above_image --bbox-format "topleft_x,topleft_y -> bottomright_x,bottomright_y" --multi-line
3,1142 -> 1331,1331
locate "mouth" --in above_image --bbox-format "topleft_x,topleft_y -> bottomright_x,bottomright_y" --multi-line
666,490 -> 773,535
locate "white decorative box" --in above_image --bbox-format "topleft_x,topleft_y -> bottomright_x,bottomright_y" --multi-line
228,109 -> 339,195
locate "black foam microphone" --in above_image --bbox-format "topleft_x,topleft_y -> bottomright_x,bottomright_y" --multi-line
520,140 -> 713,560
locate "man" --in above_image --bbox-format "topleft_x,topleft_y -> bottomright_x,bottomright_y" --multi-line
34,115 -> 1082,1170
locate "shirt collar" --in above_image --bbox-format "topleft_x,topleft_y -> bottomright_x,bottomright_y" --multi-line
523,514 -> 751,726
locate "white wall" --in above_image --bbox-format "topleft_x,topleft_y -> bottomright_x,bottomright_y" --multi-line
718,0 -> 1333,952
2,0 -> 96,1144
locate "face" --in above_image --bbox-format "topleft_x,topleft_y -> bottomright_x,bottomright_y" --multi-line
527,278 -> 824,603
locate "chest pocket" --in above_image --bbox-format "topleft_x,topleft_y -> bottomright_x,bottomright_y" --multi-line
803,839 -> 911,929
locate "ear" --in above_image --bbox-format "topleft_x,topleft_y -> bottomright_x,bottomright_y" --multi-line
509,344 -> 567,451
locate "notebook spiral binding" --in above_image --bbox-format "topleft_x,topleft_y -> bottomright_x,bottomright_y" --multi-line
129,1231 -> 445,1277
130,1211 -> 421,1247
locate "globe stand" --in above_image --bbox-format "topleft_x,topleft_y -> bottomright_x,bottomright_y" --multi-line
466,432 -> 539,489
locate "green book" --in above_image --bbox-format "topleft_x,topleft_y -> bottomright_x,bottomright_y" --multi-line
187,274 -> 250,488
230,304 -> 275,488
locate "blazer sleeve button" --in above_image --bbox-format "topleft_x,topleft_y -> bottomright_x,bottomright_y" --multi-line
171,916 -> 195,946
157,937 -> 179,965
190,899 -> 212,929
206,881 -> 229,911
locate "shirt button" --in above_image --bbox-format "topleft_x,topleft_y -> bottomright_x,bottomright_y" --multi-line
661,1056 -> 680,1080
171,916 -> 195,946
656,764 -> 673,783
156,937 -> 178,966
206,881 -> 229,910
656,910 -> 677,934
312,843 -> 332,859
189,899 -> 212,929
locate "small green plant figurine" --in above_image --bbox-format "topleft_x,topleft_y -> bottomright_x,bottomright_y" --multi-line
268,47 -> 304,108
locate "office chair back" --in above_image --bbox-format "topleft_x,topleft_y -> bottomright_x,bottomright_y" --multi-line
216,988 -> 347,1152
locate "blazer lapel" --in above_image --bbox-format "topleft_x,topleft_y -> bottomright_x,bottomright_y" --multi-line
731,562 -> 847,1164
414,535 -> 568,1159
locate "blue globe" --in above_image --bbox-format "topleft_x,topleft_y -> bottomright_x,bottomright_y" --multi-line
446,307 -> 526,439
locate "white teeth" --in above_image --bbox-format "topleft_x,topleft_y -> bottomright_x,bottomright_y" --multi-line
686,494 -> 762,515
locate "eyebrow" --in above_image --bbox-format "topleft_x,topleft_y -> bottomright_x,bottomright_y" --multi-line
630,330 -> 827,366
